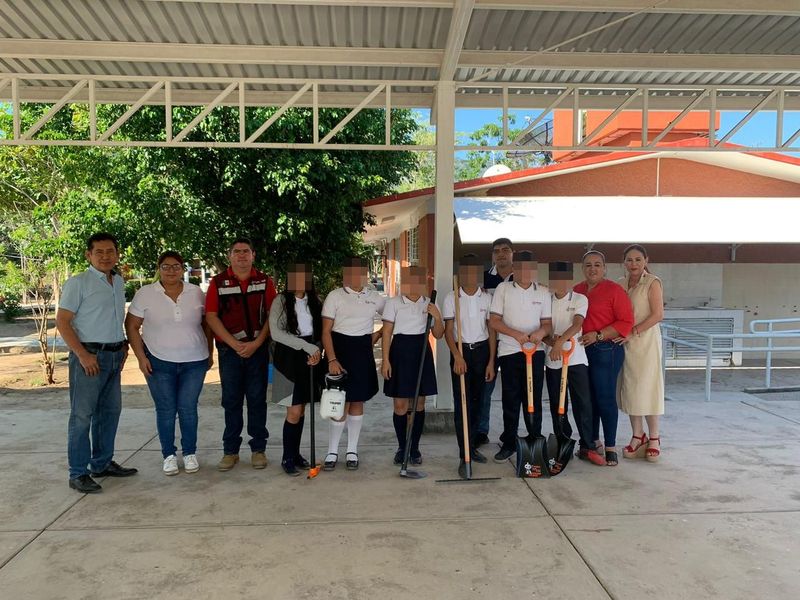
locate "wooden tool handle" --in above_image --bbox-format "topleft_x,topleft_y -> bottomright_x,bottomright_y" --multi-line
453,275 -> 471,464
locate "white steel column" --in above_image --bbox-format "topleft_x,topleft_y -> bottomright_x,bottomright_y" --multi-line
433,81 -> 455,409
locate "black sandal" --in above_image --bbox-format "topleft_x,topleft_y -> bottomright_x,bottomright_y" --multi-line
346,452 -> 359,470
323,453 -> 337,471
605,450 -> 619,466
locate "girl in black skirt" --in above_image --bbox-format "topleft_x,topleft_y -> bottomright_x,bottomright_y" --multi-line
382,266 -> 444,465
269,263 -> 326,476
321,257 -> 386,471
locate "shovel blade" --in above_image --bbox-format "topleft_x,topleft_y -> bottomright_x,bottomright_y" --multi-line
307,465 -> 321,479
399,469 -> 428,480
548,437 -> 576,476
516,435 -> 550,478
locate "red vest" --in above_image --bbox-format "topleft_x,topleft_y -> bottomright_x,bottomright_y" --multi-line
212,269 -> 270,341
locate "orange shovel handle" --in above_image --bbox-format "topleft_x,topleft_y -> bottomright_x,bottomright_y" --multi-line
557,338 -> 576,415
521,342 -> 539,414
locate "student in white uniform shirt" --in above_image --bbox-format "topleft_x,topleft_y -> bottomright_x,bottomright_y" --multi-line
321,257 -> 385,471
382,266 -> 444,466
542,261 -> 605,467
489,250 -> 552,463
269,263 -> 326,476
443,255 -> 496,477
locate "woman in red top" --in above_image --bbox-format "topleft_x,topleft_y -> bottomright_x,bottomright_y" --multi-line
575,251 -> 634,466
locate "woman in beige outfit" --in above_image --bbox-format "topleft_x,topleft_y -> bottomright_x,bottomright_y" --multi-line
616,244 -> 664,462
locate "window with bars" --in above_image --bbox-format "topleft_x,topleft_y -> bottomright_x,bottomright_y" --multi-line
407,226 -> 419,266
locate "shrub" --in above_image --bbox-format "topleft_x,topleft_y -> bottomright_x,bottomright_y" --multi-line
0,293 -> 24,322
124,278 -> 151,302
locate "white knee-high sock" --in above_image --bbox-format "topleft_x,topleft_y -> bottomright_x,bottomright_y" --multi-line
346,414 -> 364,455
327,419 -> 346,458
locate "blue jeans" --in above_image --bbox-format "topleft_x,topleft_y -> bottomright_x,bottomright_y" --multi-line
217,342 -> 269,454
67,349 -> 124,479
586,341 -> 625,448
145,349 -> 207,458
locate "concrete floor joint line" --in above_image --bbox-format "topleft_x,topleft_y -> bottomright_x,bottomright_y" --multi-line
522,479 -> 616,600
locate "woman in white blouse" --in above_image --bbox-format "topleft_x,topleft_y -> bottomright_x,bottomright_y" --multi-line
126,252 -> 213,476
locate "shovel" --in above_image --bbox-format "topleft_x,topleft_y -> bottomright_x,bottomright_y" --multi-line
515,341 -> 550,478
400,290 -> 437,480
546,339 -> 577,476
436,276 -> 500,484
307,356 -> 321,479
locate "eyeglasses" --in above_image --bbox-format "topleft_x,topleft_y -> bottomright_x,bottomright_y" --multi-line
159,263 -> 183,272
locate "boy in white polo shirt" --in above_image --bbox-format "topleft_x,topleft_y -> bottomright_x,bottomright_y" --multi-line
543,261 -> 604,466
489,250 -> 552,463
443,255 -> 496,476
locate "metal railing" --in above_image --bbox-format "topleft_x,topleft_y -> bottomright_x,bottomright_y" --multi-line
661,322 -> 800,402
748,318 -> 800,388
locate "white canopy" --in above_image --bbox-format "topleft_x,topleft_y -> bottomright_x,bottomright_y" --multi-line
455,196 -> 800,244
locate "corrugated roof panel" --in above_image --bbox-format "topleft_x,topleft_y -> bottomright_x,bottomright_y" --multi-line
466,9 -> 800,54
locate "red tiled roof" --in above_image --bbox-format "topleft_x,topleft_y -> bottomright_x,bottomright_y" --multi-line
365,137 -> 800,207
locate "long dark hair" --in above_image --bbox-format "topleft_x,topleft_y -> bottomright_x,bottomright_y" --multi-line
282,289 -> 323,339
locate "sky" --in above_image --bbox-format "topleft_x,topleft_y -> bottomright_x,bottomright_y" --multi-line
413,108 -> 800,151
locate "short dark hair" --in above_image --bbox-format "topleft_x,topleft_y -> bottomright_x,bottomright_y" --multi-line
157,251 -> 184,267
492,237 -> 513,250
458,254 -> 484,267
229,237 -> 254,252
514,250 -> 535,262
86,232 -> 119,252
343,256 -> 368,269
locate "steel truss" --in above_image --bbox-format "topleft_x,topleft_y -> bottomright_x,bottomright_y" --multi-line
1,74 -> 799,152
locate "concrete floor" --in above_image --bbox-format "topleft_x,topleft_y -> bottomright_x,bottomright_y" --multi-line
1,367 -> 799,599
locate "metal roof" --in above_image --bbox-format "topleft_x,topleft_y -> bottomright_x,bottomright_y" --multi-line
2,0 -> 799,108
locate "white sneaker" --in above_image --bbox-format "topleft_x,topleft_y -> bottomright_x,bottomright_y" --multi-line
183,454 -> 200,473
163,455 -> 179,476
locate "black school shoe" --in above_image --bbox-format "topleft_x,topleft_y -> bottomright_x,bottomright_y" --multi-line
346,452 -> 359,470
69,475 -> 102,494
281,459 -> 301,477
323,453 -> 337,471
493,447 -> 515,463
294,455 -> 311,470
458,460 -> 468,479
471,449 -> 488,464
91,461 -> 138,478
393,449 -> 404,465
410,450 -> 423,465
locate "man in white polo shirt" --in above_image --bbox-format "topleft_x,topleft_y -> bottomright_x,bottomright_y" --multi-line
443,254 -> 496,477
489,250 -> 552,463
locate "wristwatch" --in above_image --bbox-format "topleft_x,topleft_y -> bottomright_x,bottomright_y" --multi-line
596,330 -> 604,341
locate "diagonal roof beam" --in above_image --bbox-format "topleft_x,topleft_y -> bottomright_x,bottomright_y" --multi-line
440,0 -> 475,81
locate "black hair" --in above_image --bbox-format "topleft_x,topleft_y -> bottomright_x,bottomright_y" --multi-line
86,232 -> 119,251
549,261 -> 573,274
228,237 -> 254,252
343,256 -> 368,269
458,254 -> 483,267
281,288 -> 323,339
515,250 -> 535,262
157,251 -> 184,267
491,237 -> 513,250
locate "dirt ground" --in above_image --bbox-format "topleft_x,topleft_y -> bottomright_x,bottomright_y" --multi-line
0,315 -> 222,409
